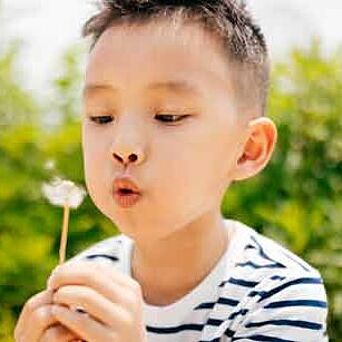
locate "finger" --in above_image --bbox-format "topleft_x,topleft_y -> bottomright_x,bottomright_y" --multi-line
52,285 -> 132,328
17,305 -> 59,342
47,260 -> 138,293
40,324 -> 80,342
51,305 -> 113,342
47,263 -> 141,312
14,290 -> 54,340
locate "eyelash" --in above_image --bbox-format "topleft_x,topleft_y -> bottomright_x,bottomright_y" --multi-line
89,114 -> 190,125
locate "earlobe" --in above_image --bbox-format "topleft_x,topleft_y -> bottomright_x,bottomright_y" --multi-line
233,117 -> 277,182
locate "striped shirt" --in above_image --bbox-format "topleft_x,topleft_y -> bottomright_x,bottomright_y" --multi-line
68,219 -> 329,342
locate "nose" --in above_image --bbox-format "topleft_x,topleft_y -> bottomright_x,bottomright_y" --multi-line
112,145 -> 145,168
110,113 -> 146,168
113,151 -> 138,165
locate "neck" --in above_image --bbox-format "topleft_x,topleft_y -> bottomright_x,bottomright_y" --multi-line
130,213 -> 233,306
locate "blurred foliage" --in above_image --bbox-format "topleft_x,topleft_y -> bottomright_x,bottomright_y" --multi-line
0,42 -> 117,341
222,39 -> 342,340
0,37 -> 341,341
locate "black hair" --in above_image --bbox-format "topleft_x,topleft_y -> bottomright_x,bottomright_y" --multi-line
82,0 -> 270,117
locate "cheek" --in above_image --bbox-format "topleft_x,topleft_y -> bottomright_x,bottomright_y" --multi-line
82,126 -> 109,206
174,123 -> 238,199
83,134 -> 104,177
153,125 -> 227,201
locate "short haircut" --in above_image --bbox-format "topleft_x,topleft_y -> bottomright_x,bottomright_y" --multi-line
82,0 -> 270,117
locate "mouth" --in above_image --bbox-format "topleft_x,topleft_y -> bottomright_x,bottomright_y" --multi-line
117,188 -> 136,194
115,188 -> 140,196
113,175 -> 141,193
112,176 -> 142,208
113,189 -> 142,208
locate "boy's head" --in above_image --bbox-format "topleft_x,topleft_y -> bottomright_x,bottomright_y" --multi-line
83,0 -> 270,117
81,0 -> 277,241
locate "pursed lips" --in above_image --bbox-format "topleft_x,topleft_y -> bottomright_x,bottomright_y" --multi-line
113,175 -> 142,194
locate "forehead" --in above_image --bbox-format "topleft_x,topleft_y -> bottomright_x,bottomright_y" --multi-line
84,20 -> 233,98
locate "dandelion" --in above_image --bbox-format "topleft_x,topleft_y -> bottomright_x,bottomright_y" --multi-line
42,176 -> 87,264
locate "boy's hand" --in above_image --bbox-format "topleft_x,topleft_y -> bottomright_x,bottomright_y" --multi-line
47,260 -> 148,342
14,289 -> 81,341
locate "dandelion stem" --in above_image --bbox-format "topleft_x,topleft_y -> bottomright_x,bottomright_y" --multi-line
59,204 -> 70,264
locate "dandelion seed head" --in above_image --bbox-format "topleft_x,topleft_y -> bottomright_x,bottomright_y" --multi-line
42,176 -> 87,209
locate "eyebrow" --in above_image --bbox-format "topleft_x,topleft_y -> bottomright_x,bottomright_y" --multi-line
83,80 -> 203,98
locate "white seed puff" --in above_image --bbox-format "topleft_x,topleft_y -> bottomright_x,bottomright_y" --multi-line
42,176 -> 87,265
42,176 -> 87,209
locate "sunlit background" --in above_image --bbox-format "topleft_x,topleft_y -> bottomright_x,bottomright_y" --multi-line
0,1 -> 341,341
1,0 -> 342,92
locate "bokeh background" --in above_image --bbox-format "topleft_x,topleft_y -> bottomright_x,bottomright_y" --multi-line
0,0 -> 341,340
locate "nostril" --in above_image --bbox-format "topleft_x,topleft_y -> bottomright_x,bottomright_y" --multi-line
129,154 -> 137,162
113,153 -> 123,163
113,153 -> 137,164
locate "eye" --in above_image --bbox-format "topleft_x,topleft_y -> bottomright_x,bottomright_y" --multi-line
155,114 -> 190,124
88,114 -> 191,125
89,116 -> 113,125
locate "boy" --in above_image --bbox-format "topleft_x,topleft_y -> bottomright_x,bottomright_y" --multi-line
15,0 -> 328,341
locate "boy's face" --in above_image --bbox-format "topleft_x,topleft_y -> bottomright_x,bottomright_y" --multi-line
81,20 -> 250,241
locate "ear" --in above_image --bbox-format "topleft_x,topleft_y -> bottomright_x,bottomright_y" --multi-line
232,117 -> 277,182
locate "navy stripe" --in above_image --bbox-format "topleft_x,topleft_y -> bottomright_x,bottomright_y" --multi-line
199,326 -> 236,341
270,275 -> 286,281
200,329 -> 236,342
195,301 -> 215,310
250,236 -> 284,266
249,290 -> 267,298
232,334 -> 295,342
146,323 -> 203,334
205,309 -> 249,324
280,250 -> 311,272
226,277 -> 259,288
248,277 -> 322,302
245,319 -> 322,330
207,318 -> 224,326
235,261 -> 286,269
229,309 -> 249,320
85,254 -> 119,262
257,277 -> 322,302
225,327 -> 236,337
217,296 -> 239,306
245,243 -> 257,250
264,299 -> 327,309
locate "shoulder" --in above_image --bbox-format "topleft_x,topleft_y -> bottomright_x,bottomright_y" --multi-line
222,220 -> 329,341
232,219 -> 319,275
66,233 -> 129,267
